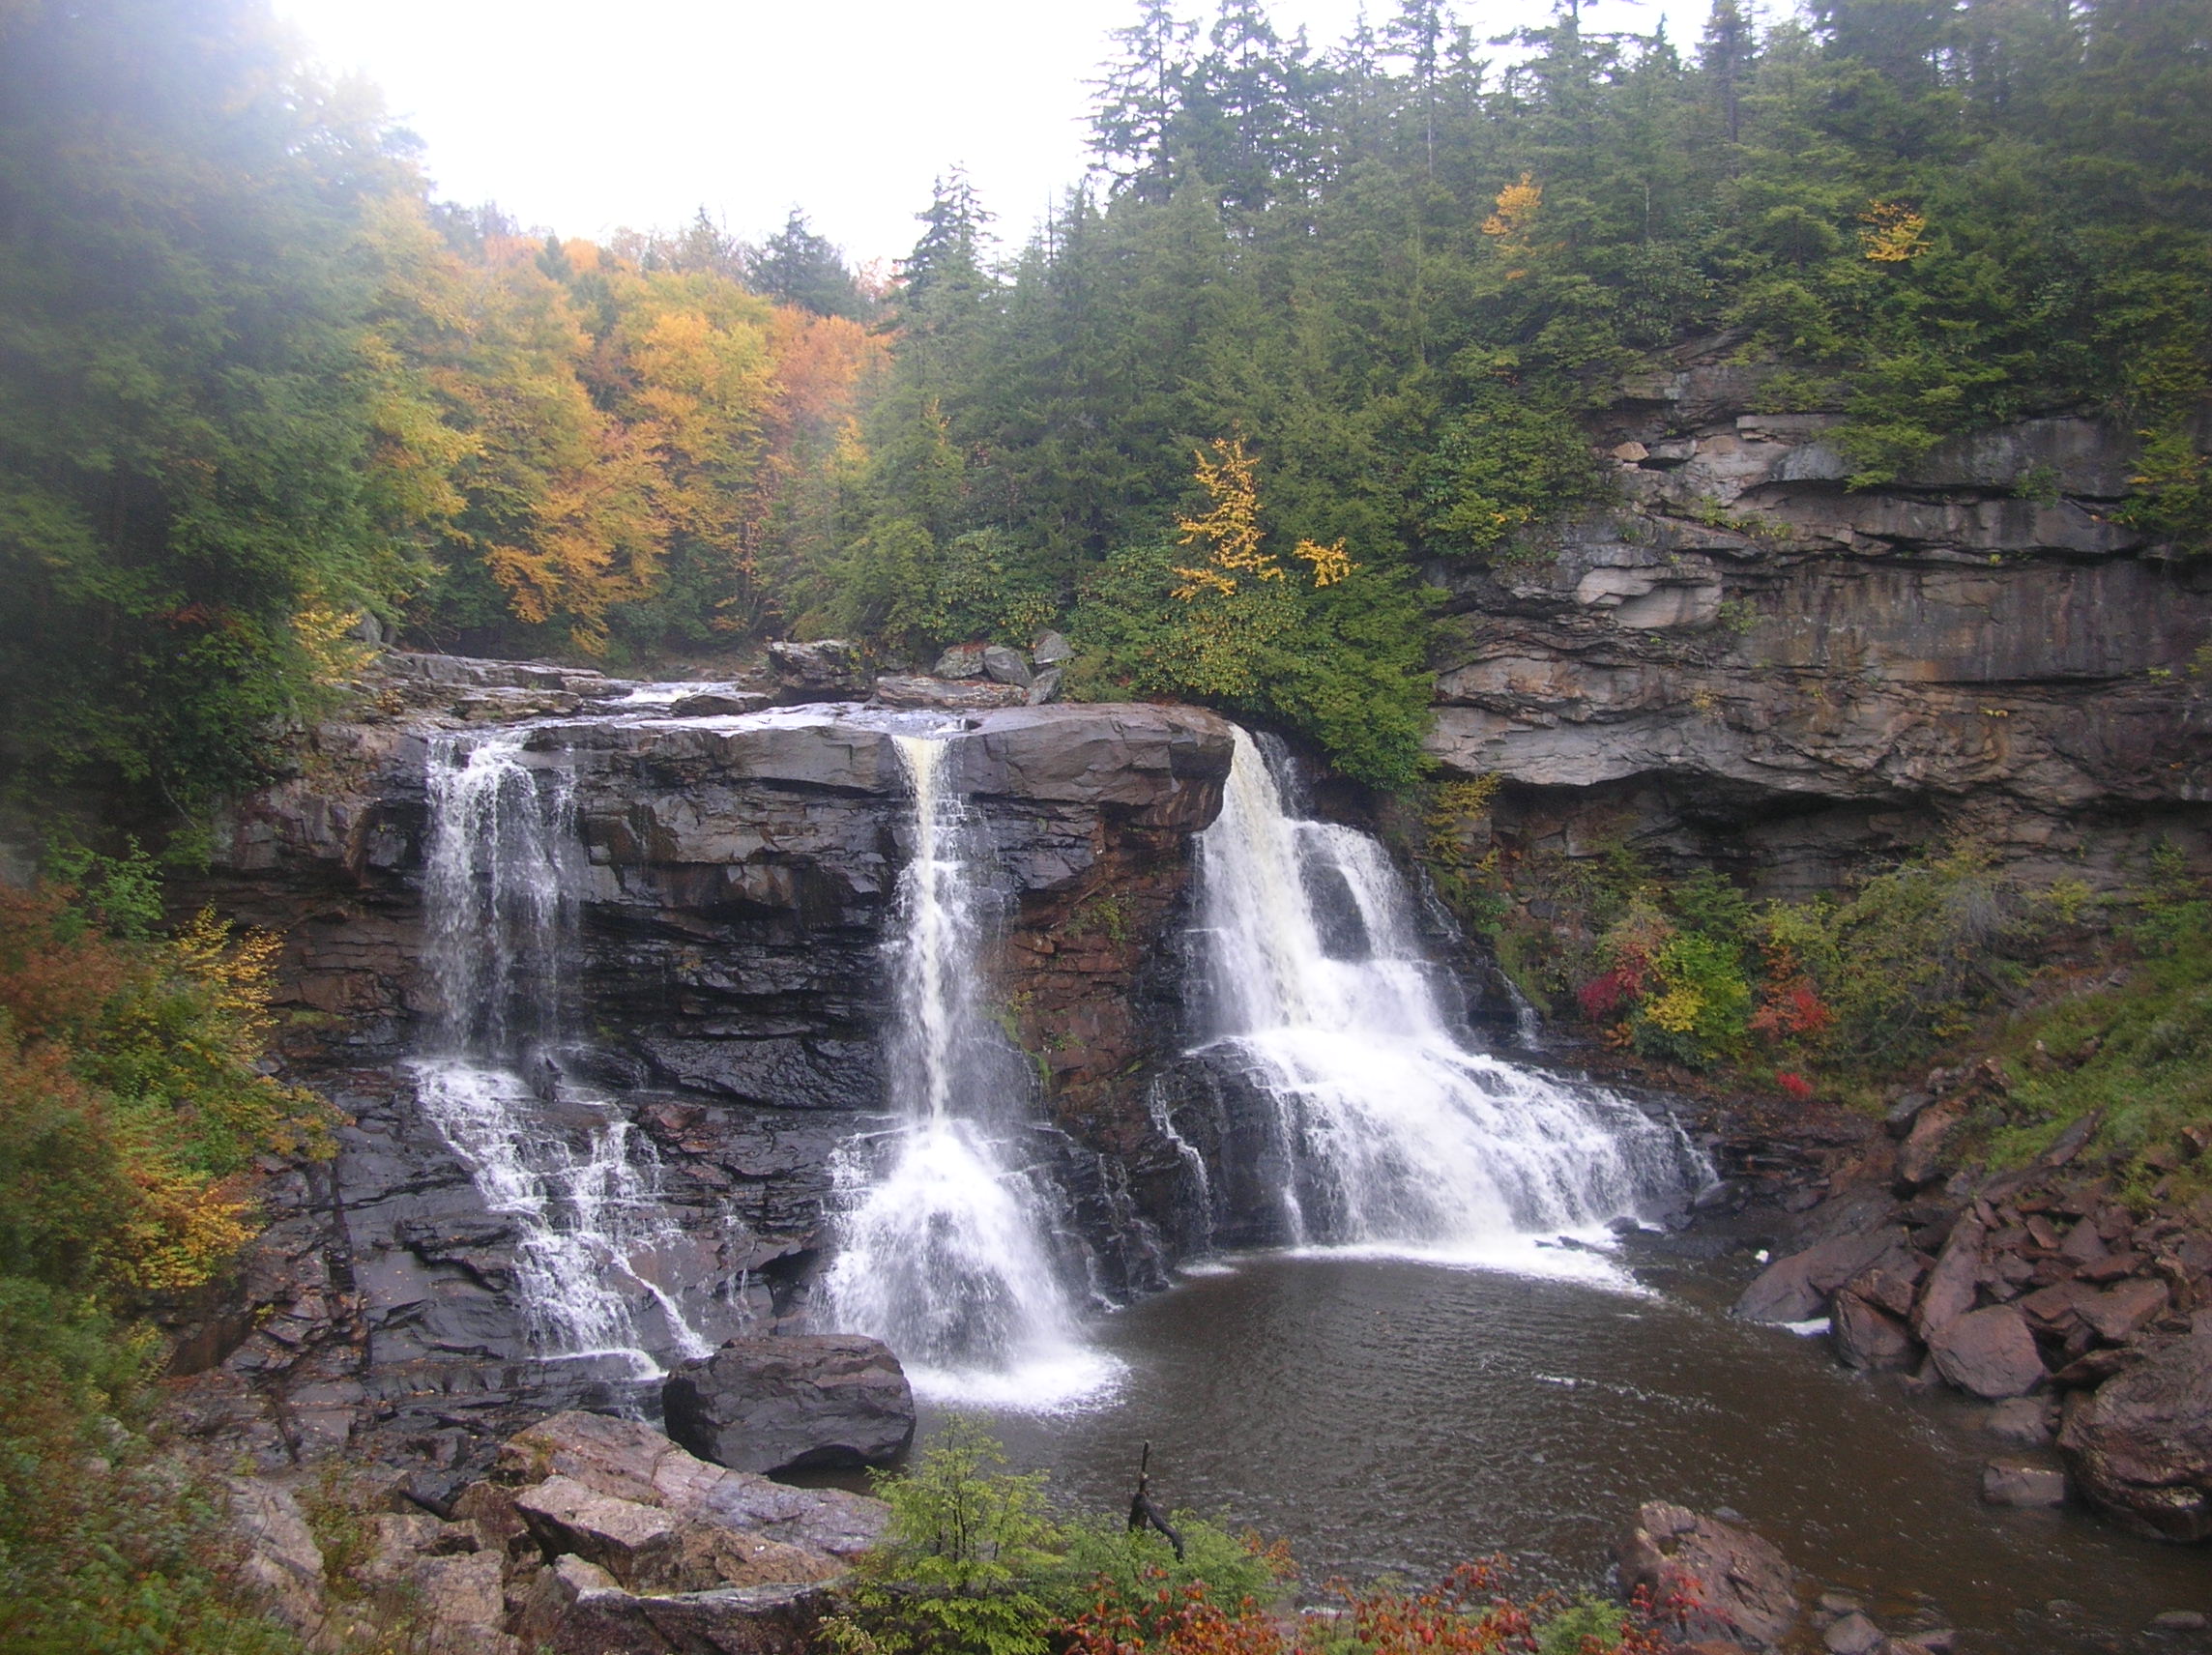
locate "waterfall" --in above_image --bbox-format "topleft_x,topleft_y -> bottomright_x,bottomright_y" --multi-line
1192,728 -> 1702,1260
416,729 -> 710,1375
819,733 -> 1114,1408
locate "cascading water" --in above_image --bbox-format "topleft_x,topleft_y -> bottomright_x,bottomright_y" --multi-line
1192,728 -> 1703,1260
820,733 -> 1113,1406
416,728 -> 710,1375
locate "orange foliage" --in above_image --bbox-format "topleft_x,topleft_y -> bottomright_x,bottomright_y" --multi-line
0,886 -> 325,1298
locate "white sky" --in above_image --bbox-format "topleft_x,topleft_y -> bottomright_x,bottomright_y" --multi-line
274,0 -> 1708,268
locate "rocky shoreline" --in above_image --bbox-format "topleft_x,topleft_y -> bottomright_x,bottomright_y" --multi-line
1708,1063 -> 2212,1545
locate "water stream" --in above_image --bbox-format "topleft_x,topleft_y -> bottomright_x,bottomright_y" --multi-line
820,732 -> 1112,1406
415,728 -> 710,1376
1190,729 -> 1704,1256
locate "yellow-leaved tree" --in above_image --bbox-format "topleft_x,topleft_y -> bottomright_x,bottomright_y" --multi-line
1164,436 -> 1357,696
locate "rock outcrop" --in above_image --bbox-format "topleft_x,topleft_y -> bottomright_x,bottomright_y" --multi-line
1427,357 -> 2212,892
223,1408 -> 877,1655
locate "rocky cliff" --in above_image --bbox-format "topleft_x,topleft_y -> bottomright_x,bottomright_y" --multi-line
1427,354 -> 2212,892
165,661 -> 1238,1467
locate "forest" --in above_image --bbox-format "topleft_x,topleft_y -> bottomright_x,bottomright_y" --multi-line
4,0 -> 2209,812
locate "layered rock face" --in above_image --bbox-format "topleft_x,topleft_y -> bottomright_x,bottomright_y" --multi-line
167,662 -> 1235,1462
1428,359 -> 2212,889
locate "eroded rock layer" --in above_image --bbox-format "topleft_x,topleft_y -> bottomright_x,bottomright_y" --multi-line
1428,362 -> 2212,890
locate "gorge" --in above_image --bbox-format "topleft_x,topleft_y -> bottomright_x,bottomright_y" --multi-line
146,633 -> 2211,1655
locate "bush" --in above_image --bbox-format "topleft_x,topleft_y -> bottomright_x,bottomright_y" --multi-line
0,878 -> 330,1655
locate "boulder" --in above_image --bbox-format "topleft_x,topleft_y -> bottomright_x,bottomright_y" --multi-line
514,1474 -> 689,1592
1823,1611 -> 1884,1654
2081,1278 -> 2169,1345
1895,1103 -> 1965,1191
872,674 -> 1027,711
223,1476 -> 326,1631
668,690 -> 771,718
1930,1304 -> 2046,1399
1981,1462 -> 2067,1506
933,644 -> 988,679
1913,1215 -> 1987,1342
1027,666 -> 1064,705
1615,1501 -> 1796,1649
1734,1228 -> 1901,1323
768,640 -> 866,701
981,644 -> 1033,688
1032,630 -> 1072,665
662,1335 -> 915,1474
1982,1397 -> 2056,1446
1834,1292 -> 1919,1372
2058,1330 -> 2212,1540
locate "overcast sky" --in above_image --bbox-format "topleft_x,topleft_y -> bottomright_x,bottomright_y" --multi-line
273,0 -> 1707,269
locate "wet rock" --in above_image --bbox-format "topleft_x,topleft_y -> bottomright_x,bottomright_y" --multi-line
1834,1292 -> 1920,1371
1982,1397 -> 2057,1446
668,690 -> 772,718
662,1334 -> 915,1474
932,644 -> 988,679
981,644 -> 1033,688
1981,1461 -> 2067,1506
1845,1260 -> 1924,1321
2152,1610 -> 2209,1631
1929,1304 -> 2046,1399
1824,1611 -> 1884,1654
1616,1501 -> 1796,1649
768,639 -> 866,700
2058,1329 -> 2212,1540
874,673 -> 1026,711
1735,1228 -> 1901,1323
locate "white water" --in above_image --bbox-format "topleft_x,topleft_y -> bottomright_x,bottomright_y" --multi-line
1193,730 -> 1702,1269
416,729 -> 711,1375
820,734 -> 1117,1408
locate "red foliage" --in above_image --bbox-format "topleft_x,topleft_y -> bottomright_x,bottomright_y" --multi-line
1748,979 -> 1832,1042
1774,1070 -> 1815,1102
1577,967 -> 1643,1022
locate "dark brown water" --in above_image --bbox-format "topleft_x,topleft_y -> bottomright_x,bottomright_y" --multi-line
926,1245 -> 2211,1655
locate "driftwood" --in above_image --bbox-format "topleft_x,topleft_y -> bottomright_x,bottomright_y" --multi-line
1126,1441 -> 1185,1561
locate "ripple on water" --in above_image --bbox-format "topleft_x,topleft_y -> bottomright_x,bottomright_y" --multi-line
931,1250 -> 2209,1655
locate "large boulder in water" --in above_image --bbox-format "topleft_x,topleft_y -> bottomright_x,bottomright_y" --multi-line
662,1335 -> 915,1475
2058,1329 -> 2212,1540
